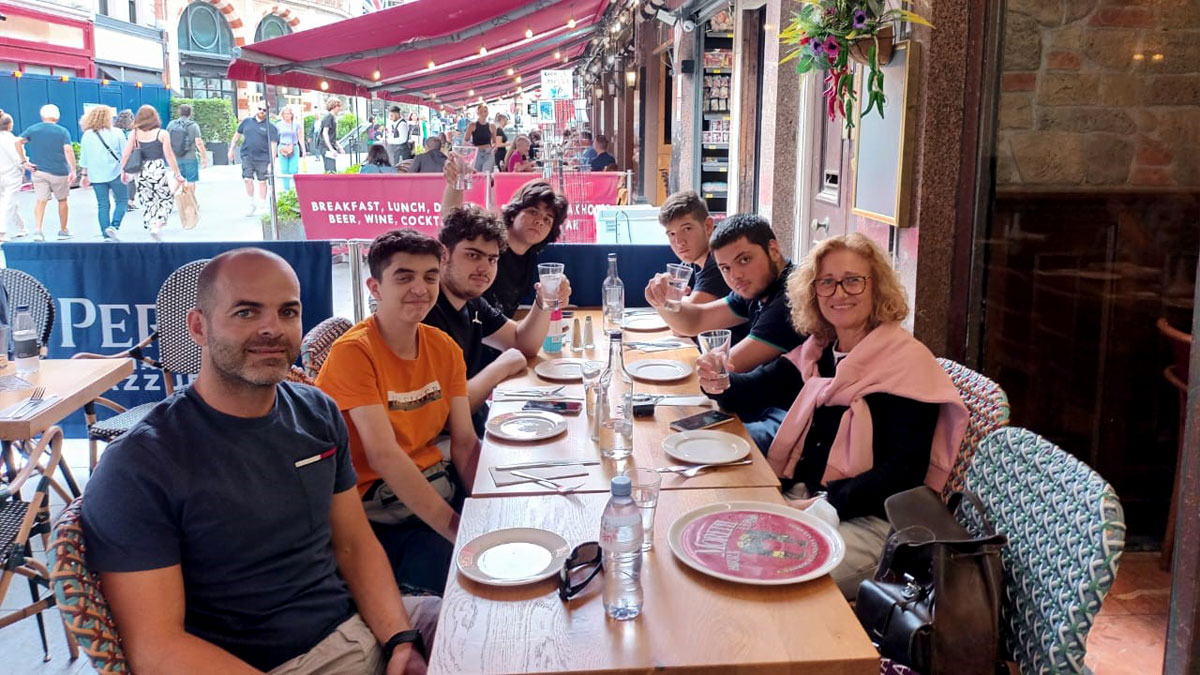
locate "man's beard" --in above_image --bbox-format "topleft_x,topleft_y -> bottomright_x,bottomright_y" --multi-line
444,266 -> 486,301
207,333 -> 299,388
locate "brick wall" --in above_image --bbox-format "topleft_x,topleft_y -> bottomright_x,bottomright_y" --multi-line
996,0 -> 1200,188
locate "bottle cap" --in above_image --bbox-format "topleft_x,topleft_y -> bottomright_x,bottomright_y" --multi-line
608,329 -> 622,341
610,475 -> 631,497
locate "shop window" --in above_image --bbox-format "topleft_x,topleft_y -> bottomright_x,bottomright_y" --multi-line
129,0 -> 137,24
99,0 -> 109,16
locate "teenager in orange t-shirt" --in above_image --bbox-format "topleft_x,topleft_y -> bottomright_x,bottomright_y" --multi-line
317,229 -> 480,596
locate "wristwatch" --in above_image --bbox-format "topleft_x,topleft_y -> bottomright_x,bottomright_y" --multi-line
382,629 -> 425,662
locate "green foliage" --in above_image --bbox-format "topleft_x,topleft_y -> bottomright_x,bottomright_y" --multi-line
170,98 -> 235,143
303,114 -> 316,141
71,142 -> 81,162
336,113 -> 358,139
778,0 -> 932,127
260,188 -> 300,226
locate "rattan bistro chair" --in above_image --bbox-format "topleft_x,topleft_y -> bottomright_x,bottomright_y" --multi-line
73,259 -> 209,472
936,359 -> 1011,498
49,497 -> 128,674
963,428 -> 1125,674
300,317 -> 353,380
0,268 -> 55,352
0,426 -> 79,663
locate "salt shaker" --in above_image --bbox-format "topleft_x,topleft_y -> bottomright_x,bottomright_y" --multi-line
583,316 -> 596,349
571,317 -> 584,353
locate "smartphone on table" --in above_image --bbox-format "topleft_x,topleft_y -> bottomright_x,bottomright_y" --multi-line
523,400 -> 583,415
669,410 -> 736,432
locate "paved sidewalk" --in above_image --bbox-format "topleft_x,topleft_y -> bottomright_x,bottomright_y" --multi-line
7,165 -> 283,244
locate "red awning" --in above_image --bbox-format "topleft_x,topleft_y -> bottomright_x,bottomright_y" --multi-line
227,0 -> 606,109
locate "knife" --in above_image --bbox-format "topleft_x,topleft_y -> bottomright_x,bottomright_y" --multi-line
495,459 -> 601,471
508,470 -> 570,490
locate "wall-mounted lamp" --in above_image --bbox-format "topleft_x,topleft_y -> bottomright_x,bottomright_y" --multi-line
625,69 -> 636,87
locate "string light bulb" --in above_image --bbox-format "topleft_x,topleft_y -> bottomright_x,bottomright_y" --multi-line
320,80 -> 329,90
467,89 -> 474,96
479,46 -> 488,56
507,67 -> 515,76
515,74 -> 522,83
554,50 -> 561,59
372,70 -> 381,81
525,27 -> 534,39
427,60 -> 436,70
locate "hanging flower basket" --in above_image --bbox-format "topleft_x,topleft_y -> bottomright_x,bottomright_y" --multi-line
780,1 -> 932,127
848,23 -> 895,67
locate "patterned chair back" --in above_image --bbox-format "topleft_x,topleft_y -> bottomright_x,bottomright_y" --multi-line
0,268 -> 56,347
301,317 -> 353,380
48,498 -> 129,674
937,358 -> 1011,496
963,427 -> 1125,674
156,259 -> 209,376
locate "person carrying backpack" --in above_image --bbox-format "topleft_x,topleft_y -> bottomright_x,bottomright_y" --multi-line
167,104 -> 206,185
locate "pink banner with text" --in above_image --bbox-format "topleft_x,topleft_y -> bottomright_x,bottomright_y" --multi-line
294,174 -> 488,240
491,172 -> 623,244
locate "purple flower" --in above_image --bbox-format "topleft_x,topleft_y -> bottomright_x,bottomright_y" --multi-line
824,36 -> 841,59
853,9 -> 868,29
810,40 -> 825,57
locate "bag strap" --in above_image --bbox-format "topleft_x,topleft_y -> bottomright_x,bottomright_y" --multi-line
948,490 -> 999,538
93,130 -> 120,162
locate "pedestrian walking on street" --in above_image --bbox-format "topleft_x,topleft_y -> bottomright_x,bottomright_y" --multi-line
275,106 -> 304,192
466,104 -> 497,172
116,109 -> 136,211
167,103 -> 207,185
228,102 -> 279,216
120,105 -> 185,241
315,98 -> 343,173
78,105 -> 129,241
0,113 -> 27,240
15,104 -> 77,241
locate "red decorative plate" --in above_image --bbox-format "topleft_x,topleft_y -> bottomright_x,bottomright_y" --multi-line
667,501 -> 845,585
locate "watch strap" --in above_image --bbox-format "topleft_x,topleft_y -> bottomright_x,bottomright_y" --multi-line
382,628 -> 425,662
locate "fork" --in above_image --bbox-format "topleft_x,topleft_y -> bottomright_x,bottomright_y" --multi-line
11,386 -> 46,418
657,458 -> 753,478
508,470 -> 586,494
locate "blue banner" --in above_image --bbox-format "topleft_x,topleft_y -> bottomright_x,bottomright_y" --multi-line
2,242 -> 334,436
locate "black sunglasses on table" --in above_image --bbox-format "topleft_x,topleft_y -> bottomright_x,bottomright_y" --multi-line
558,541 -> 603,601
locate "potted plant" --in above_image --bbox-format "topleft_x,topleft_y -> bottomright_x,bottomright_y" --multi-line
780,1 -> 931,126
260,188 -> 306,240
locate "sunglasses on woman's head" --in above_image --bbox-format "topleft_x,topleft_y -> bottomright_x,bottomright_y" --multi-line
558,541 -> 603,601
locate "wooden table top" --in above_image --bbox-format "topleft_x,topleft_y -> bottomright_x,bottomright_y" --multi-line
473,310 -> 780,497
430,487 -> 879,675
0,359 -> 134,440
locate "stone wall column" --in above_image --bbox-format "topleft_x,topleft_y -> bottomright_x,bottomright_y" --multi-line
669,22 -> 698,195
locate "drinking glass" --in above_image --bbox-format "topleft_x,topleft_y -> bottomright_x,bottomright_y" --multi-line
452,146 -> 477,190
580,360 -> 606,441
626,468 -> 662,551
698,329 -> 733,392
664,263 -> 694,312
538,262 -> 565,310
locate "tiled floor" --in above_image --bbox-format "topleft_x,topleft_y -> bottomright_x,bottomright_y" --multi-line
0,440 -> 1175,673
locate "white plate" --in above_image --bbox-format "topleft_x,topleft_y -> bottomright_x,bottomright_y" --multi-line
534,358 -> 584,381
486,410 -> 568,442
663,429 -> 750,464
626,359 -> 693,382
668,501 -> 845,585
623,313 -> 669,331
457,528 -> 570,586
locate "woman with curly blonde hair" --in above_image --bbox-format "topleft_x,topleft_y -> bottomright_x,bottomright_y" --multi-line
697,232 -> 968,599
78,105 -> 128,240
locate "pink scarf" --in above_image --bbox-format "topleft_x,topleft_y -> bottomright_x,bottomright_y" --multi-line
766,322 -> 967,492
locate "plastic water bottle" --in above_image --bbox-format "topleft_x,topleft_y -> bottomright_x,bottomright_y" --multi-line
601,253 -> 624,334
600,475 -> 643,621
12,305 -> 39,375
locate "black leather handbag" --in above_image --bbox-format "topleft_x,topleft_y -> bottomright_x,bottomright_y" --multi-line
855,486 -> 1008,675
123,134 -> 144,175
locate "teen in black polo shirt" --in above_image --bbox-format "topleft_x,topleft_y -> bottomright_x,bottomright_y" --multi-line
423,205 -> 572,433
644,213 -> 805,373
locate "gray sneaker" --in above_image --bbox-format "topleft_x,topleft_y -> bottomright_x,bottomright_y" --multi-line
105,226 -> 120,241
57,230 -> 74,240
